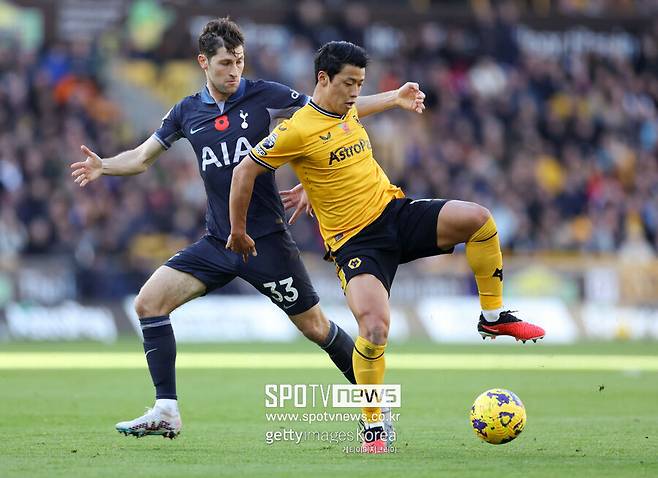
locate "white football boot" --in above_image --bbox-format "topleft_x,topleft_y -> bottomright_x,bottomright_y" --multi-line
115,402 -> 181,439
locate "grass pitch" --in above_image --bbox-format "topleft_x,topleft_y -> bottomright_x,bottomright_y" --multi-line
1,340 -> 657,477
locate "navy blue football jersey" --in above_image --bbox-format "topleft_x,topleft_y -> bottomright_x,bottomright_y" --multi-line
153,78 -> 308,241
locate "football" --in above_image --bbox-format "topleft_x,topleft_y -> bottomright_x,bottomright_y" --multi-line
470,388 -> 526,444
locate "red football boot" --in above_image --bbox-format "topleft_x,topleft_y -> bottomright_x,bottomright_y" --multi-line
478,310 -> 545,343
359,419 -> 391,454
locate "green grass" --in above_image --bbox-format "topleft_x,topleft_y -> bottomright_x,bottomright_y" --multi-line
2,337 -> 657,354
1,340 -> 657,477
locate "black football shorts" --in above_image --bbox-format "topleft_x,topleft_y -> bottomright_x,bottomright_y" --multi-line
165,230 -> 319,316
331,198 -> 454,294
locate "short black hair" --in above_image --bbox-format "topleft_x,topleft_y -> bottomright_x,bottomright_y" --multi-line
314,41 -> 368,83
198,17 -> 244,59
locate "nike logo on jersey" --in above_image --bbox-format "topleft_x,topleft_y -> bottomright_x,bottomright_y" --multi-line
145,348 -> 158,357
190,126 -> 205,134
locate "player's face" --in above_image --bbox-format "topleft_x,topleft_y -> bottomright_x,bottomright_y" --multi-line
325,65 -> 365,115
198,45 -> 245,98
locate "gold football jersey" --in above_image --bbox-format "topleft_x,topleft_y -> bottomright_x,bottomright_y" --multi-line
249,100 -> 404,250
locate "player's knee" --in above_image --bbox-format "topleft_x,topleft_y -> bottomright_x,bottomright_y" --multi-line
457,201 -> 491,232
441,201 -> 492,245
134,292 -> 168,318
357,311 -> 389,344
133,293 -> 151,318
470,203 -> 492,229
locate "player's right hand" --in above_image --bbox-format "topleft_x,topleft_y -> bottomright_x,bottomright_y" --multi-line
226,231 -> 258,262
280,183 -> 314,225
70,145 -> 103,187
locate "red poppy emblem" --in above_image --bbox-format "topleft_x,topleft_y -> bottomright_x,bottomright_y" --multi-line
215,115 -> 229,131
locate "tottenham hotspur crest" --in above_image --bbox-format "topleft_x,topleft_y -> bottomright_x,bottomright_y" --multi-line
240,110 -> 249,129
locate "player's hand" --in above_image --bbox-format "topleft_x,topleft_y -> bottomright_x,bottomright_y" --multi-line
280,183 -> 314,225
70,145 -> 103,187
226,232 -> 257,262
396,82 -> 426,114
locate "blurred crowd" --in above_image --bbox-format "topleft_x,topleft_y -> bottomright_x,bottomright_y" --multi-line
1,1 -> 657,298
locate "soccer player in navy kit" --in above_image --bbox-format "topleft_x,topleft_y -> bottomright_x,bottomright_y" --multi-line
70,18 -> 426,438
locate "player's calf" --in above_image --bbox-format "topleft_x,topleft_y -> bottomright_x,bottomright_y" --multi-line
290,305 -> 357,384
289,305 -> 330,345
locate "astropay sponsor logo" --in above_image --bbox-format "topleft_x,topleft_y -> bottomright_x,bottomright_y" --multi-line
328,138 -> 371,165
264,384 -> 401,408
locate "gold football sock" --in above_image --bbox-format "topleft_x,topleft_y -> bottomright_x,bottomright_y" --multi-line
465,216 -> 504,311
352,336 -> 386,424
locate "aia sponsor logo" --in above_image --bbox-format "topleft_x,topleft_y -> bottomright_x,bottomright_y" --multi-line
200,137 -> 254,171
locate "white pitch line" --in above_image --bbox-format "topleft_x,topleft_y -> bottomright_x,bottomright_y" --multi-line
0,353 -> 658,371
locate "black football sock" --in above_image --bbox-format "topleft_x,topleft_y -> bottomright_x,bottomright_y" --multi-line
140,315 -> 177,399
320,321 -> 356,384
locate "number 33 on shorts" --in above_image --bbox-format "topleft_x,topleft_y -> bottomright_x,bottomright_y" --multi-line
263,277 -> 299,303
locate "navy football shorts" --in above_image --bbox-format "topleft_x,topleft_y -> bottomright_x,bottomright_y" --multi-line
331,198 -> 454,294
165,230 -> 319,316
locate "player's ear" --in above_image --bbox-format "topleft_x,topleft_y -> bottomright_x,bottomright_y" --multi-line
317,71 -> 329,86
198,54 -> 208,70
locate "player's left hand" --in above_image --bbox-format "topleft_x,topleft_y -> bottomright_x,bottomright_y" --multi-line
226,232 -> 257,262
396,82 -> 426,114
280,183 -> 314,225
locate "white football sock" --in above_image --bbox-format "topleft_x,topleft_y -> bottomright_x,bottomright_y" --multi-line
482,307 -> 504,322
155,398 -> 179,413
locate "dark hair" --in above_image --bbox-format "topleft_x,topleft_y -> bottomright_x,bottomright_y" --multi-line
314,41 -> 368,83
198,17 -> 244,58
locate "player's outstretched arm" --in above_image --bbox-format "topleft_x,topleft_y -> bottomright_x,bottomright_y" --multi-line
280,183 -> 314,225
70,136 -> 164,187
227,157 -> 269,262
355,82 -> 426,118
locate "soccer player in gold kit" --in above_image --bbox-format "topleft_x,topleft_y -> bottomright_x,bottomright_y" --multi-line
228,41 -> 545,453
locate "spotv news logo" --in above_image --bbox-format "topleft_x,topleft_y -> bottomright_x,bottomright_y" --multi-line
264,384 -> 401,408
